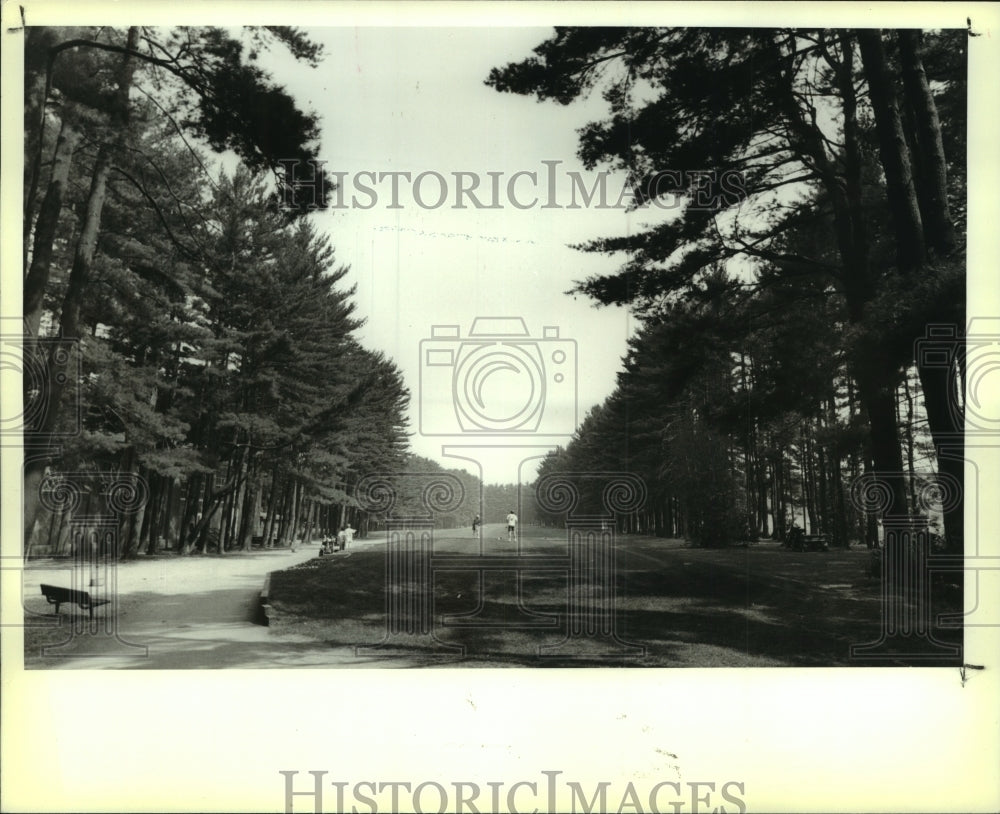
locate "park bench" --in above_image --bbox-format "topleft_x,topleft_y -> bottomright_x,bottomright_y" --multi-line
784,528 -> 828,551
795,534 -> 829,552
40,583 -> 110,619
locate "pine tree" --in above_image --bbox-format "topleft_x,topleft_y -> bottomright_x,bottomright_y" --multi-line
488,27 -> 965,540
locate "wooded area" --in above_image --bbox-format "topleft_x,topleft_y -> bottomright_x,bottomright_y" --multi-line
21,26 -> 406,557
21,26 -> 967,562
491,28 -> 966,550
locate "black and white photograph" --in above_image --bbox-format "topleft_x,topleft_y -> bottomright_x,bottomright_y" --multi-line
2,2 -> 998,812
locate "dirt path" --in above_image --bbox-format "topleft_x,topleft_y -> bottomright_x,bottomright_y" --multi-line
19,540 -> 393,669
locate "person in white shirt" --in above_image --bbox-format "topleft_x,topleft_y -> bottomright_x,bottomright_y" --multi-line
505,510 -> 517,542
342,524 -> 356,550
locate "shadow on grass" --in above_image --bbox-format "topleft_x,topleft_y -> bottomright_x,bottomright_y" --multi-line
266,541 -> 963,668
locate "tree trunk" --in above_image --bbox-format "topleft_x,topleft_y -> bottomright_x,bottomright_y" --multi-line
178,473 -> 201,552
770,457 -> 782,541
164,477 -> 181,549
229,471 -> 244,551
24,117 -> 80,336
118,448 -> 145,559
238,468 -> 262,551
155,477 -> 175,553
219,487 -> 233,553
185,472 -> 213,554
23,29 -> 59,261
854,360 -> 908,518
184,472 -> 245,554
228,448 -> 250,552
139,471 -> 158,554
22,27 -> 139,544
896,30 -> 964,552
806,431 -> 819,533
262,465 -> 281,547
857,29 -> 926,275
191,473 -> 215,553
897,29 -> 957,254
902,372 -> 918,511
141,474 -> 158,555
915,356 -> 964,552
817,428 -> 828,537
859,29 -> 963,545
832,452 -> 847,547
302,500 -> 316,545
286,479 -> 300,544
45,502 -> 61,554
276,478 -> 294,546
217,454 -> 234,554
861,453 -> 879,548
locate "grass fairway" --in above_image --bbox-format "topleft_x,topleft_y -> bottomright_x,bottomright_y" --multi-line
266,524 -> 963,667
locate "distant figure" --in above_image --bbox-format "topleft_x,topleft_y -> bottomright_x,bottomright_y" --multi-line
342,523 -> 356,550
506,510 -> 517,542
337,527 -> 347,551
786,522 -> 804,551
472,514 -> 480,536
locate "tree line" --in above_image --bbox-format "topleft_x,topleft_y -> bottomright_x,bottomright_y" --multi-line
21,26 -> 968,558
22,26 -> 403,558
491,28 -> 966,549
365,454 -> 543,534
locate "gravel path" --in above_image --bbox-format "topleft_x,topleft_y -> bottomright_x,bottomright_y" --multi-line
19,539 -> 389,669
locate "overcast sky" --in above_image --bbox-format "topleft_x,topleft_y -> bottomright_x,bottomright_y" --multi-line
253,27 -> 657,483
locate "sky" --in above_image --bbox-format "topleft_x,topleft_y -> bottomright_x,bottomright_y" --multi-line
252,27 -> 657,483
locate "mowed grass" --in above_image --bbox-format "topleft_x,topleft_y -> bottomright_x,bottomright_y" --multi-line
266,524 -> 964,667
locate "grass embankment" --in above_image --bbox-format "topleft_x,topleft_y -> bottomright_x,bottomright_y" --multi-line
267,526 -> 963,667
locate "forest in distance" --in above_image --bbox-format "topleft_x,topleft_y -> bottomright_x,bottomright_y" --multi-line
19,26 -> 966,561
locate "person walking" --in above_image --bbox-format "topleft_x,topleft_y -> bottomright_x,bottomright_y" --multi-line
472,514 -> 480,537
342,523 -> 356,550
506,510 -> 517,542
